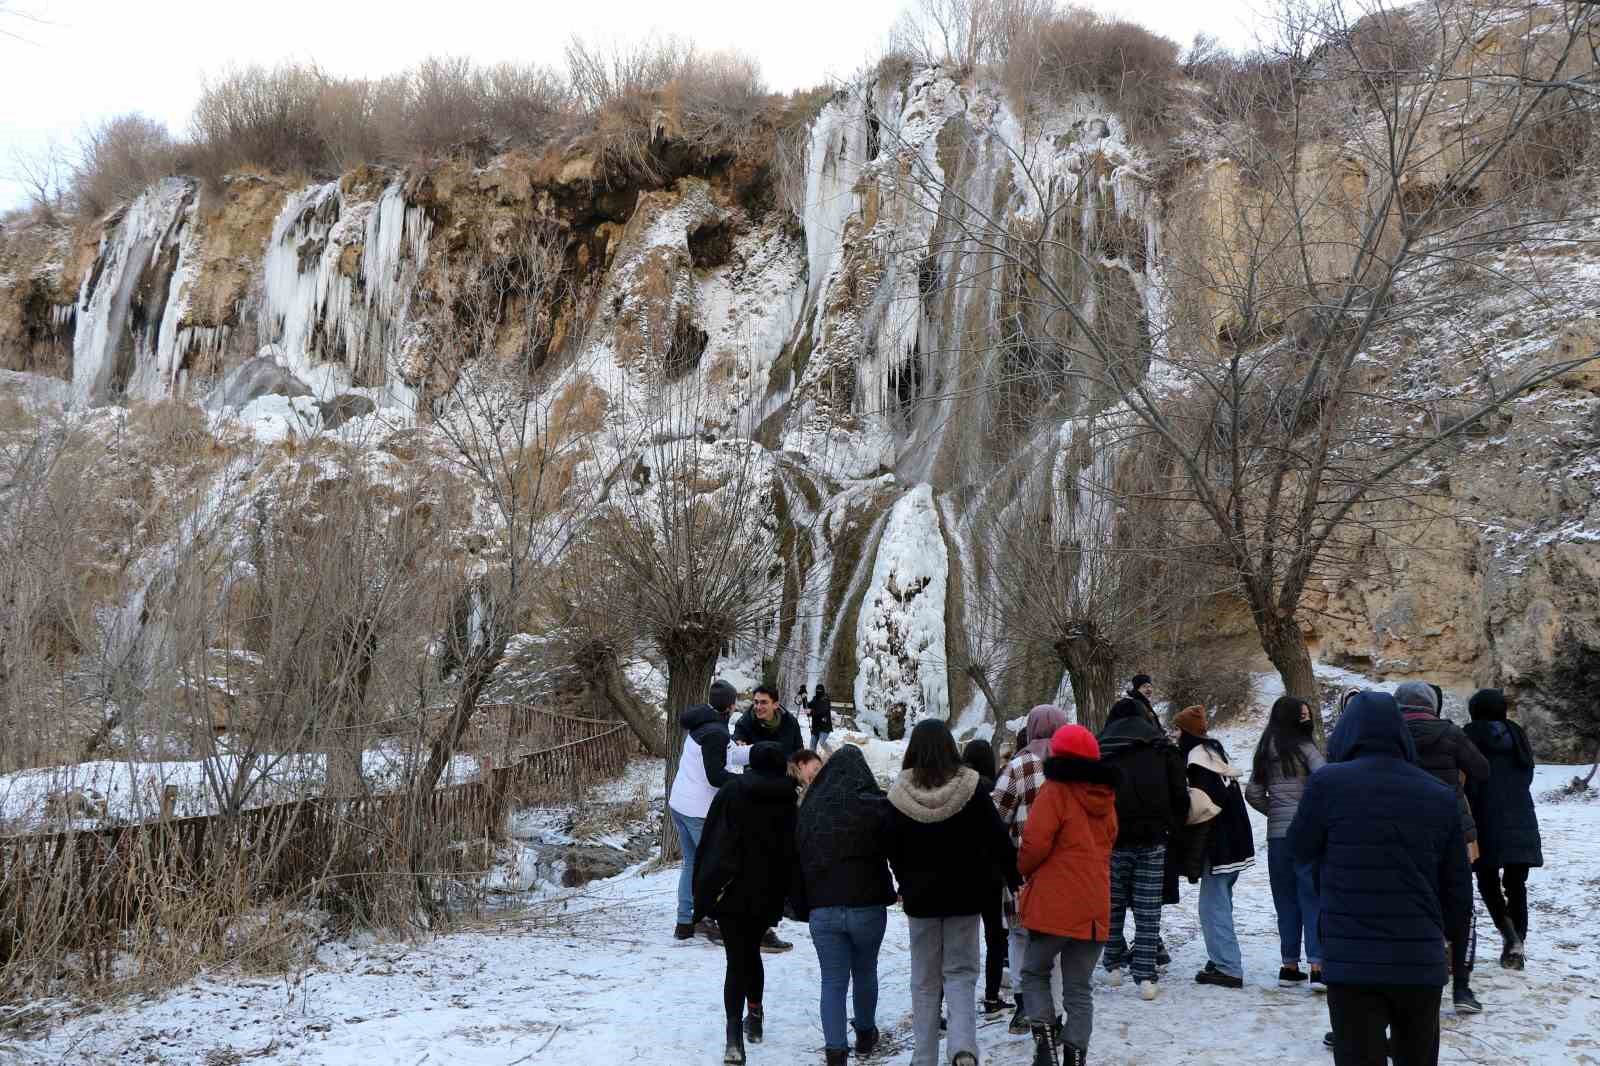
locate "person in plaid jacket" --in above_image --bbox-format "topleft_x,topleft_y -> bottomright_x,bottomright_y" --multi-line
994,704 -> 1071,1034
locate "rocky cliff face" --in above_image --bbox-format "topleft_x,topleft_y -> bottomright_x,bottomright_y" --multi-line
1,61 -> 1596,755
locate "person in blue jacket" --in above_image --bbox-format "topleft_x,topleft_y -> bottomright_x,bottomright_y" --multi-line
1290,691 -> 1472,1066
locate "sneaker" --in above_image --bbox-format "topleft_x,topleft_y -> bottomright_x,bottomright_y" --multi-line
743,1005 -> 763,1043
673,922 -> 695,941
1278,966 -> 1308,987
698,918 -> 723,944
1106,968 -> 1125,987
1008,1003 -> 1031,1035
983,996 -> 1006,1014
1453,987 -> 1483,1014
1309,968 -> 1327,993
1195,967 -> 1244,989
856,1027 -> 879,1057
760,929 -> 793,953
1323,1032 -> 1334,1051
1138,980 -> 1158,1001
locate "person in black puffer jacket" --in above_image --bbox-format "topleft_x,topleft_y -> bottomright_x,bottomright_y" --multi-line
1396,681 -> 1489,1014
810,683 -> 835,754
1097,699 -> 1188,993
795,744 -> 894,1064
693,742 -> 800,1064
1463,689 -> 1543,970
885,720 -> 1019,1066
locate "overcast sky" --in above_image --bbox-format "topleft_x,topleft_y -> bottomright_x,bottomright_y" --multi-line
1,0 -> 1262,212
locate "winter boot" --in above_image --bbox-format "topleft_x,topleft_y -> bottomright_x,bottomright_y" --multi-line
743,1004 -> 764,1043
1030,1022 -> 1061,1066
825,1049 -> 849,1066
673,922 -> 695,941
760,929 -> 793,953
698,918 -> 723,944
1138,980 -> 1158,1001
1051,1015 -> 1064,1047
1008,1002 -> 1031,1035
983,995 -> 1006,1014
1500,924 -> 1526,970
724,1020 -> 746,1065
1061,1044 -> 1087,1066
1105,968 -> 1124,987
855,1027 -> 879,1057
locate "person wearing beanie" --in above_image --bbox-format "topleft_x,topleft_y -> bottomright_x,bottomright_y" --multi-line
1463,689 -> 1543,970
1097,698 -> 1188,999
1396,680 -> 1490,1014
1017,724 -> 1120,1066
1128,674 -> 1162,732
994,704 -> 1072,1035
884,719 -> 1020,1066
669,679 -> 741,941
692,742 -> 800,1064
1291,691 -> 1472,1066
1177,705 -> 1255,989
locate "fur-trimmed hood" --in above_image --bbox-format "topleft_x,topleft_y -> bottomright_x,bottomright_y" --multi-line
889,766 -> 980,824
1042,756 -> 1122,788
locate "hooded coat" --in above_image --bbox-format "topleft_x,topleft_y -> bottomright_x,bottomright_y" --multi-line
1097,702 -> 1188,848
1463,713 -> 1543,869
884,766 -> 1020,919
794,745 -> 895,918
808,688 -> 833,736
692,742 -> 799,927
1017,756 -> 1121,940
1289,691 -> 1472,987
1399,689 -> 1488,844
668,703 -> 735,820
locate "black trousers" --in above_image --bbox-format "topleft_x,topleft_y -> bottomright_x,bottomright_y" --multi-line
1475,864 -> 1530,941
1327,983 -> 1441,1066
720,916 -> 767,1023
980,889 -> 1006,1001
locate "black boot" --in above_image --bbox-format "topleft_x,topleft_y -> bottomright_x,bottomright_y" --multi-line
1008,1002 -> 1030,1035
673,922 -> 694,940
1031,1021 -> 1060,1066
825,1049 -> 849,1066
743,1004 -> 764,1043
855,1027 -> 879,1057
724,1020 -> 746,1064
1062,1044 -> 1087,1066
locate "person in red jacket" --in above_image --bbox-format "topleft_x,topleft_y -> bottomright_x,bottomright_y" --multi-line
1017,724 -> 1120,1066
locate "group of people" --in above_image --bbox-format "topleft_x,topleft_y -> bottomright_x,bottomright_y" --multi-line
665,672 -> 1545,1066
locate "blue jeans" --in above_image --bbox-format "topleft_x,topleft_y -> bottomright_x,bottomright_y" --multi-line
670,808 -> 705,925
1198,870 -> 1243,978
810,905 -> 888,1051
1267,837 -> 1322,967
813,731 -> 832,753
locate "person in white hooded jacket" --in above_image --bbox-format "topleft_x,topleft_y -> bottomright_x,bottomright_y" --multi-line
668,679 -> 739,940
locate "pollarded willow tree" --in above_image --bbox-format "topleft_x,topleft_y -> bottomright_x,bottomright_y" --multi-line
894,0 -> 1600,719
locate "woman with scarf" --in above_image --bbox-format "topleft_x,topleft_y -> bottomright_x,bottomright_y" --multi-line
794,745 -> 895,1065
1174,704 -> 1255,989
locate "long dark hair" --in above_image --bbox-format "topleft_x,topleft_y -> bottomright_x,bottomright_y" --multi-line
962,738 -> 997,781
1252,696 -> 1316,779
903,719 -> 963,790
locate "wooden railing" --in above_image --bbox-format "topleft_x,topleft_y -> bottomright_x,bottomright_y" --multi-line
0,708 -> 634,964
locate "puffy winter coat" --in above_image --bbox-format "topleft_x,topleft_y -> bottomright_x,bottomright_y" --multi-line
794,745 -> 895,917
1463,719 -> 1544,869
1097,713 -> 1188,848
733,707 -> 806,757
1017,756 -> 1120,941
808,691 -> 833,736
1290,692 -> 1472,988
884,766 -> 1020,919
668,704 -> 736,819
1245,738 -> 1326,839
692,743 -> 799,927
1404,712 -> 1489,844
1185,738 -> 1255,875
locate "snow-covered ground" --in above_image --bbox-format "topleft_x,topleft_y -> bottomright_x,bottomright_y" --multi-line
21,704 -> 1600,1065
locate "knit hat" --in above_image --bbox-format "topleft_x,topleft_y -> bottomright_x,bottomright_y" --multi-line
1393,681 -> 1438,714
1468,688 -> 1508,722
708,679 -> 738,712
1174,704 -> 1208,737
1050,724 -> 1101,760
1130,674 -> 1153,691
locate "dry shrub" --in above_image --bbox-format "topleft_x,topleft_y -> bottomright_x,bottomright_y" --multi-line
1149,641 -> 1256,726
126,398 -> 212,462
71,114 -> 179,218
1187,47 -> 1302,127
189,62 -> 329,180
1003,6 -> 1180,134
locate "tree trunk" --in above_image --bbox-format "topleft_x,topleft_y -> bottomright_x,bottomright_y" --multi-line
963,663 -> 1003,728
659,646 -> 719,863
418,636 -> 507,796
1058,638 -> 1118,735
579,642 -> 668,757
1261,617 -> 1324,746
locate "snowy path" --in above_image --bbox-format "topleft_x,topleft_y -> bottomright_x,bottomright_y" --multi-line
26,767 -> 1600,1065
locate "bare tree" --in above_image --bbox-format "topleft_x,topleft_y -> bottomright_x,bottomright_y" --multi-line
893,0 -> 1599,722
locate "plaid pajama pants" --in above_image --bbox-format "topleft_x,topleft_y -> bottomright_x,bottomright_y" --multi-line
1102,843 -> 1167,983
